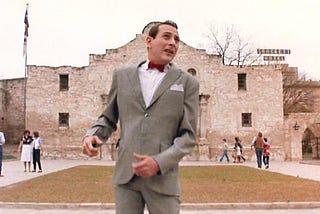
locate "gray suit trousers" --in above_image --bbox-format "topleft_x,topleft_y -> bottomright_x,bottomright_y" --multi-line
114,176 -> 180,214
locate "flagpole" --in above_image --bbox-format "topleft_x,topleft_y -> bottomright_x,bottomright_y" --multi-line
23,3 -> 29,130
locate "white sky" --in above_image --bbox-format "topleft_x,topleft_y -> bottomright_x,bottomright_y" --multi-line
1,0 -> 320,80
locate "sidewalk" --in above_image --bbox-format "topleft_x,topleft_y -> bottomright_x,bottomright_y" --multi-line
1,159 -> 320,213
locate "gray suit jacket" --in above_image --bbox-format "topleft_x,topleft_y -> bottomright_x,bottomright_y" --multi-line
87,62 -> 199,196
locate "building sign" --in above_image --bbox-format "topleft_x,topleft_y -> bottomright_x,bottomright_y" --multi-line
263,56 -> 285,61
257,49 -> 291,55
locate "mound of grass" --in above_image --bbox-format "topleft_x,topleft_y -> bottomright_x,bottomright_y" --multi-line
0,165 -> 319,203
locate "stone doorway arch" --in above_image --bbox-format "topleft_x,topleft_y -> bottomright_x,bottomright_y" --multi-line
302,124 -> 320,160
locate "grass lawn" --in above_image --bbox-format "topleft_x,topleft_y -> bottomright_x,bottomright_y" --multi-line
0,165 -> 319,203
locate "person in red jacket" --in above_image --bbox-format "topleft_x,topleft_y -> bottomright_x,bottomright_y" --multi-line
263,138 -> 270,169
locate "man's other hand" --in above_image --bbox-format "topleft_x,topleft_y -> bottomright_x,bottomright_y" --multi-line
82,136 -> 103,157
132,153 -> 160,178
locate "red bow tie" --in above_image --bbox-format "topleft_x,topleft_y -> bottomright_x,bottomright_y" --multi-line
148,62 -> 165,72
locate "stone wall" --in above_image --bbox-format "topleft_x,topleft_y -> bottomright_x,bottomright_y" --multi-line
0,78 -> 26,144
284,113 -> 320,161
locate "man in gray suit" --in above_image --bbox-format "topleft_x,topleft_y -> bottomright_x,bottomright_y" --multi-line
82,20 -> 199,214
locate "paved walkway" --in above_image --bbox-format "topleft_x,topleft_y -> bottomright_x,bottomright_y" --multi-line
1,159 -> 320,213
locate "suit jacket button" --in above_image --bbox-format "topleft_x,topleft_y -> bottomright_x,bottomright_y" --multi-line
144,113 -> 149,117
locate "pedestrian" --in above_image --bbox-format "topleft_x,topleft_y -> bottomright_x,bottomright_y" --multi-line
18,130 -> 34,172
251,132 -> 265,168
82,20 -> 199,214
263,137 -> 270,169
0,130 -> 5,177
219,139 -> 230,162
234,137 -> 246,162
32,131 -> 43,173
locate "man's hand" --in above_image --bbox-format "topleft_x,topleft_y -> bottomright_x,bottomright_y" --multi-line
82,136 -> 103,157
132,153 -> 160,178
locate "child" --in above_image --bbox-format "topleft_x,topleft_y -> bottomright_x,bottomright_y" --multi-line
263,137 -> 270,169
232,145 -> 241,163
219,139 -> 230,162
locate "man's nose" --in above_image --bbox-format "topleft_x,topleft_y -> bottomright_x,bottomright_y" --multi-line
168,37 -> 178,46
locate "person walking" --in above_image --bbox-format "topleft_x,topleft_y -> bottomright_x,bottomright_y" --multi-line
234,137 -> 246,162
18,130 -> 34,172
219,139 -> 230,162
263,137 -> 270,169
32,131 -> 42,173
82,20 -> 199,214
0,131 -> 5,177
251,132 -> 265,168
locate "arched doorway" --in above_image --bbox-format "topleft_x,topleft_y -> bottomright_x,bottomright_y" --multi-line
302,124 -> 320,160
302,128 -> 312,159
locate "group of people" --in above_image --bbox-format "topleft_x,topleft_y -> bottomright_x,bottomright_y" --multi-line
251,132 -> 271,169
17,129 -> 43,173
219,137 -> 246,163
219,132 -> 271,169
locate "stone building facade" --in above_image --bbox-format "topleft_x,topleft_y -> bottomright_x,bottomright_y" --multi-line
0,79 -> 25,144
1,22 -> 320,161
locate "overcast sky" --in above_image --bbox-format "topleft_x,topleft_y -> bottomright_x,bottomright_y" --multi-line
1,0 -> 319,80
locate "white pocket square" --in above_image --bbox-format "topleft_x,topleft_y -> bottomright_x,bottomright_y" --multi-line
169,84 -> 184,92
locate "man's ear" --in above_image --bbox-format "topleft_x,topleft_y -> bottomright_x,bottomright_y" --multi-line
146,36 -> 152,48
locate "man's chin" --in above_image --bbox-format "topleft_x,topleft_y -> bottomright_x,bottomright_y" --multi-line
161,56 -> 175,64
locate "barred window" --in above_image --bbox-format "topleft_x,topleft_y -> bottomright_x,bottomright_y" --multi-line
242,113 -> 252,127
59,74 -> 69,91
238,73 -> 247,90
59,113 -> 69,127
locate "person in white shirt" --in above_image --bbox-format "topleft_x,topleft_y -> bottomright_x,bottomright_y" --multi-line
32,131 -> 42,173
0,131 -> 5,177
219,139 -> 230,162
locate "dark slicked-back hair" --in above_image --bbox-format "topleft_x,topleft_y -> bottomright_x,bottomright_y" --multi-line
148,20 -> 178,38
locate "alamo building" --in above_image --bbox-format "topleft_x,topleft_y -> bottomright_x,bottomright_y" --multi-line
1,22 -> 320,161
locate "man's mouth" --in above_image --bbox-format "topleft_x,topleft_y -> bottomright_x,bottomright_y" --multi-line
164,49 -> 175,55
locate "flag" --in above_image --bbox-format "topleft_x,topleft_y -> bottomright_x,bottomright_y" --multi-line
23,5 -> 29,56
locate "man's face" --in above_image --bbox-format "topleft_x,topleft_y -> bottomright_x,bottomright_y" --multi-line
146,24 -> 180,65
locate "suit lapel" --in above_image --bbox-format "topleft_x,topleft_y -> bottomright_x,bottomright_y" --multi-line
148,65 -> 181,108
127,62 -> 147,109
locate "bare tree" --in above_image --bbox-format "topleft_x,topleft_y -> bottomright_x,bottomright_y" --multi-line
206,24 -> 260,66
283,74 -> 315,115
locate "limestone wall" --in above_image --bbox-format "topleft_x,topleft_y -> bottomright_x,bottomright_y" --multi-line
0,78 -> 25,144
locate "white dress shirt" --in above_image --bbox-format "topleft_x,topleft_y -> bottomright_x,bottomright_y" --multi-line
138,61 -> 168,107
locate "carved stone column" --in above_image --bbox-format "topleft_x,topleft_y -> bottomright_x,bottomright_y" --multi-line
199,94 -> 210,140
195,94 -> 210,160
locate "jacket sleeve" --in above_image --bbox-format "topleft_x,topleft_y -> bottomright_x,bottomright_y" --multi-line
86,71 -> 119,142
153,76 -> 199,174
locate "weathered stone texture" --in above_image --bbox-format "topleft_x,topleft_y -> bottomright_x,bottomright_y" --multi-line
0,79 -> 25,144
